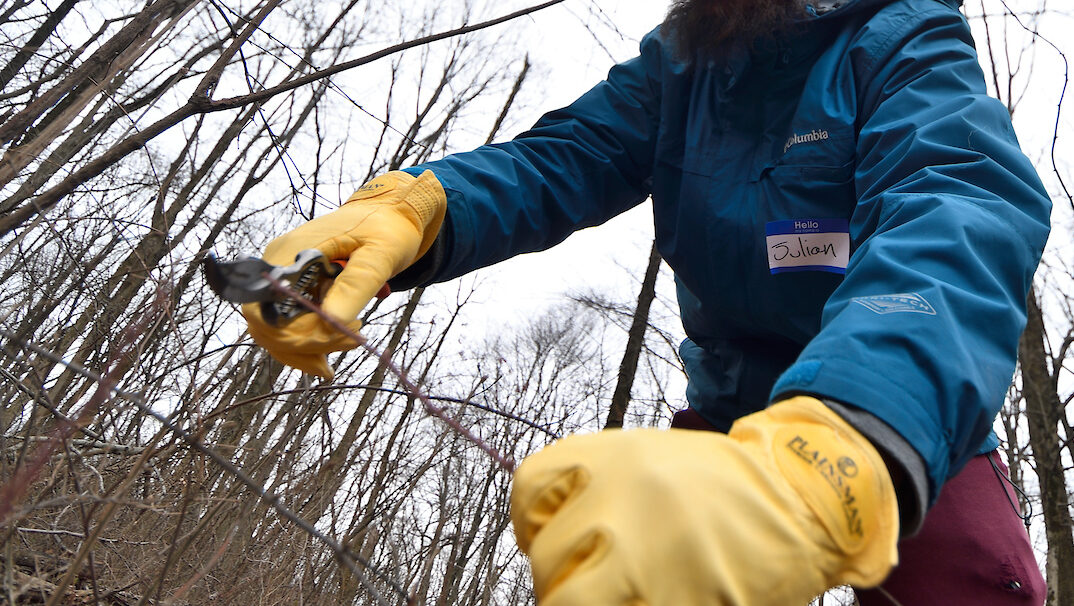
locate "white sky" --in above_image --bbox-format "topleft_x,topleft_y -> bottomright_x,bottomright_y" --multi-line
426,1 -> 672,333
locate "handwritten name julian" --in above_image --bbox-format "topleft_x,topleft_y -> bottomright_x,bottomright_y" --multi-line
770,236 -> 837,261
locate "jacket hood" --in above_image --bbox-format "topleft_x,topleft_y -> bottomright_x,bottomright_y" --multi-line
737,0 -> 963,74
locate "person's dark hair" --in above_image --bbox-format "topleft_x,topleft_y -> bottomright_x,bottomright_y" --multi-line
663,0 -> 807,58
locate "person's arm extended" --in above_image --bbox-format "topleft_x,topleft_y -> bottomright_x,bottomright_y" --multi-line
394,29 -> 670,287
242,30 -> 672,376
772,2 -> 1051,504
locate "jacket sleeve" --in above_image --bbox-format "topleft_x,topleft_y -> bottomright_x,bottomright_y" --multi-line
399,30 -> 667,283
771,2 -> 1050,502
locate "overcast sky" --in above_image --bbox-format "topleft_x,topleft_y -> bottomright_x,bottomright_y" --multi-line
429,2 -> 673,333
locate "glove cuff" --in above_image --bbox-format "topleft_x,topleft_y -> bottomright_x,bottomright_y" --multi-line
405,170 -> 448,258
822,398 -> 928,536
344,170 -> 447,262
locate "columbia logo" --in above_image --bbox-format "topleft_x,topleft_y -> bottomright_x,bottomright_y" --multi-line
784,129 -> 830,153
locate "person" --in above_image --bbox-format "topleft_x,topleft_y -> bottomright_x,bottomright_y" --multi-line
241,0 -> 1052,603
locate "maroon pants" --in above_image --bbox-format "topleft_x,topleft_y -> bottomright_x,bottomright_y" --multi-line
671,408 -> 1047,605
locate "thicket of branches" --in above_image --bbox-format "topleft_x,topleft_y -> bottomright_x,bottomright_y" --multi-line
0,1 -> 608,603
0,1 -> 1070,605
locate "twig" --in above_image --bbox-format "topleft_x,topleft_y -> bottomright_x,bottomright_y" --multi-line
164,522 -> 238,604
262,273 -> 516,472
0,0 -> 571,236
0,286 -> 166,524
996,0 -> 1072,212
2,436 -> 148,455
15,526 -> 153,545
0,331 -> 409,606
875,586 -> 907,606
202,0 -> 570,113
204,382 -> 560,439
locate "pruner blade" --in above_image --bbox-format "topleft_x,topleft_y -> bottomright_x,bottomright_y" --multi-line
202,249 -> 344,326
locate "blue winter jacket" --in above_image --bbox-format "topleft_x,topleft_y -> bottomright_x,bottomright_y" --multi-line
402,0 -> 1051,502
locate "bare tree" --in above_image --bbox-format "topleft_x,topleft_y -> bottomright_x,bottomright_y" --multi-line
971,1 -> 1074,604
0,1 -> 561,603
602,240 -> 664,429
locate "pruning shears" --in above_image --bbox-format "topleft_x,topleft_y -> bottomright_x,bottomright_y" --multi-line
203,249 -> 344,326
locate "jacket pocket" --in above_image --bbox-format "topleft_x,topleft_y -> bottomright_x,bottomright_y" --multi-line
753,126 -> 858,221
754,124 -> 856,179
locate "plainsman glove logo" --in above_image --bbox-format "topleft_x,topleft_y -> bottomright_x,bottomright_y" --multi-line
787,435 -> 865,539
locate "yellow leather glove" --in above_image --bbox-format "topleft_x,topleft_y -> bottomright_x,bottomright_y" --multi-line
510,396 -> 899,605
243,170 -> 446,378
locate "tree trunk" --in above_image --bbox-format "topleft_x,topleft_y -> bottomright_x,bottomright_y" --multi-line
0,0 -> 81,91
604,240 -> 661,429
1019,286 -> 1074,606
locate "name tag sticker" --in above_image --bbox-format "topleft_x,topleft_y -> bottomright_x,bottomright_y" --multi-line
765,219 -> 850,275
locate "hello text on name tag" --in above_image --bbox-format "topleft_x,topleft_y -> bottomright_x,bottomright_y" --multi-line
765,219 -> 850,275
